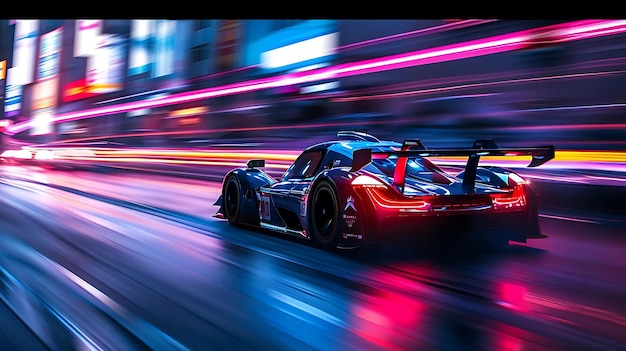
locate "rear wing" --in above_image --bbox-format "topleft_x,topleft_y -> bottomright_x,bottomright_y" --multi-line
351,139 -> 555,192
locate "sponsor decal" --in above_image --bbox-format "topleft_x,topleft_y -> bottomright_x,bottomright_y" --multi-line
343,214 -> 357,228
260,193 -> 271,221
343,196 -> 357,228
344,195 -> 356,212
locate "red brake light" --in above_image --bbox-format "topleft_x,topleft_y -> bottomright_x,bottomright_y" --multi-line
492,183 -> 526,210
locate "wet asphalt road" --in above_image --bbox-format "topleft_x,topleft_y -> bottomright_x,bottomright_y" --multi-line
0,166 -> 625,350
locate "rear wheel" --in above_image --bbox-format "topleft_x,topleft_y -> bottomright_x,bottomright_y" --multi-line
223,174 -> 241,225
309,181 -> 340,250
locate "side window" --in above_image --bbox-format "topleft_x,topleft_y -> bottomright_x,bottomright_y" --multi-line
283,150 -> 324,180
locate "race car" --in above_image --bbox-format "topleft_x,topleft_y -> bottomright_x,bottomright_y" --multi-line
214,131 -> 555,250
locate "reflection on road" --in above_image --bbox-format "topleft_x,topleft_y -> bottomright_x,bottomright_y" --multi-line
0,167 -> 624,350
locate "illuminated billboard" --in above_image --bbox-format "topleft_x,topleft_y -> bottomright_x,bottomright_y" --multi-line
12,19 -> 39,85
129,19 -> 154,76
31,27 -> 63,136
152,20 -> 176,78
31,108 -> 54,135
261,32 -> 338,70
38,27 -> 63,80
128,19 -> 176,78
32,78 -> 59,110
74,19 -> 103,57
5,20 -> 39,117
86,35 -> 125,93
62,78 -> 98,102
4,68 -> 22,117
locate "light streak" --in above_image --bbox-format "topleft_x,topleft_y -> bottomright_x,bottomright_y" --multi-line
431,150 -> 626,164
586,175 -> 626,183
94,88 -> 168,105
319,56 -> 626,102
513,103 -> 626,113
53,156 -> 292,169
538,214 -> 599,224
14,147 -> 626,175
332,69 -> 626,102
499,123 -> 626,131
336,19 -> 497,52
187,64 -> 259,82
5,20 -> 626,136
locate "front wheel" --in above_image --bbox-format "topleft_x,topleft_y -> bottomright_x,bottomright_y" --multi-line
222,174 -> 242,225
309,181 -> 340,250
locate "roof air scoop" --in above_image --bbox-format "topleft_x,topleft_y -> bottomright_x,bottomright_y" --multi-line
337,131 -> 380,142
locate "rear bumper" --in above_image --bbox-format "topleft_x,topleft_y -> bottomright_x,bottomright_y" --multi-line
340,183 -> 545,247
370,209 -> 536,244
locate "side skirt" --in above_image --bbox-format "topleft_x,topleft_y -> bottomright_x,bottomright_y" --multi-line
260,222 -> 308,239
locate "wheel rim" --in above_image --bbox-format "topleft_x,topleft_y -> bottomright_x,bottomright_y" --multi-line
224,179 -> 239,219
313,187 -> 336,241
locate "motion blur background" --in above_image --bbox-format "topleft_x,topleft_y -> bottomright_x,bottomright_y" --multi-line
1,19 -> 626,351
0,19 -> 625,151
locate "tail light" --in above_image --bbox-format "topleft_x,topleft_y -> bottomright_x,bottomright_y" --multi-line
492,173 -> 527,210
353,175 -> 431,212
351,175 -> 387,188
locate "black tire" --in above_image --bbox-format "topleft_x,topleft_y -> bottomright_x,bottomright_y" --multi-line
223,174 -> 242,225
309,181 -> 340,250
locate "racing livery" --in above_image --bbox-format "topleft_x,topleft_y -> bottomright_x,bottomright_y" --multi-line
214,131 -> 555,249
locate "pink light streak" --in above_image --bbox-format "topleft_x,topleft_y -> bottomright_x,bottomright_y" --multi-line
336,19 -> 497,52
332,70 -> 626,102
6,20 -> 626,136
187,64 -> 260,83
538,214 -> 599,224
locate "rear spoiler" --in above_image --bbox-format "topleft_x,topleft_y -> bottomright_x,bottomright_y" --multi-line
351,139 -> 555,192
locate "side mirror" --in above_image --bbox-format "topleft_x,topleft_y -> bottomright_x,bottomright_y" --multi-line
247,159 -> 265,168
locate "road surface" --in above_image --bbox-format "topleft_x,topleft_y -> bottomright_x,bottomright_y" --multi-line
0,166 -> 624,350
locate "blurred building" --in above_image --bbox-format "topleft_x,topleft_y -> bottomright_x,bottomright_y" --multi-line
5,19 -> 624,146
0,19 -> 12,123
234,20 -> 339,125
2,19 -> 197,143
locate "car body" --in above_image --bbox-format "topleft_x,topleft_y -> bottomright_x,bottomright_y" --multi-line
214,131 -> 555,250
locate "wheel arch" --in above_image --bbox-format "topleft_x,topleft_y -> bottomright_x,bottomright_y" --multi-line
307,168 -> 370,248
220,168 -> 276,226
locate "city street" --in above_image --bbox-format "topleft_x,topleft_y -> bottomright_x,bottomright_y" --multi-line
1,19 -> 625,351
0,166 -> 624,350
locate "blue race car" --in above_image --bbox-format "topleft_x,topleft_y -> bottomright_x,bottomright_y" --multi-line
215,131 -> 555,250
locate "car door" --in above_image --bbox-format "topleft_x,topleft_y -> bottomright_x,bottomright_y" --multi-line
259,149 -> 325,219
282,149 -> 326,214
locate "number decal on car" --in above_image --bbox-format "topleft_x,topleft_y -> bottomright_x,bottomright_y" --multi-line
260,194 -> 271,221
